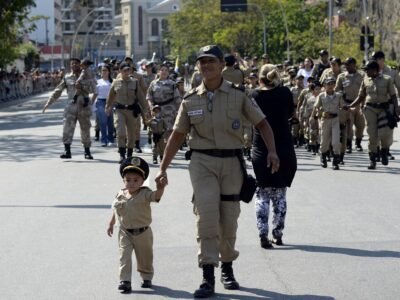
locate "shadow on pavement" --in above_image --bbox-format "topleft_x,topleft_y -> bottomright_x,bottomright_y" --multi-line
280,244 -> 400,258
130,285 -> 193,298
216,287 -> 334,299
0,204 -> 110,209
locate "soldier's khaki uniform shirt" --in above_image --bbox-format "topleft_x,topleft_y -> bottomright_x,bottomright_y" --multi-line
358,74 -> 396,104
46,72 -> 78,105
173,80 -> 265,149
314,92 -> 343,114
113,187 -> 159,229
143,73 -> 156,91
222,66 -> 244,85
76,68 -> 96,97
105,77 -> 148,114
290,86 -> 304,107
319,68 -> 343,85
146,78 -> 181,108
382,66 -> 400,96
335,71 -> 364,102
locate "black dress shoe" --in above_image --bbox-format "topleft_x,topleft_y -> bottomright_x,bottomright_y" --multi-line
141,280 -> 152,288
194,281 -> 214,298
118,281 -> 131,293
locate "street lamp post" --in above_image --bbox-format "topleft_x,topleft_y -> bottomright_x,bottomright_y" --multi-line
61,0 -> 78,68
70,7 -> 105,59
362,0 -> 370,63
81,14 -> 110,58
328,0 -> 333,57
278,0 -> 290,61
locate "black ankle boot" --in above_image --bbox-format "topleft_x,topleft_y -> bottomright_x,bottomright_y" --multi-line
127,148 -> 133,158
194,265 -> 215,298
134,140 -> 142,153
320,152 -> 328,168
84,147 -> 93,159
60,144 -> 72,159
332,155 -> 340,170
355,138 -> 363,151
118,147 -> 126,164
221,262 -> 240,290
118,281 -> 131,293
381,148 -> 389,166
94,129 -> 100,141
368,152 -> 376,170
346,139 -> 352,153
339,153 -> 345,165
153,155 -> 158,164
260,234 -> 273,249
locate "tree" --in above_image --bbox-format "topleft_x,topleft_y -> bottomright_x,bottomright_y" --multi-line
166,0 -> 328,63
0,0 -> 37,68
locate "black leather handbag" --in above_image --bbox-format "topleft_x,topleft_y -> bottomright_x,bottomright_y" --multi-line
237,152 -> 257,203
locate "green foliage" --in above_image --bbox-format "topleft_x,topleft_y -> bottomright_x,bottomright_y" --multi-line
166,0 -> 368,65
0,0 -> 37,68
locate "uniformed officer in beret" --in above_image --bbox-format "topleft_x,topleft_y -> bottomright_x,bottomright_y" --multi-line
107,156 -> 166,292
106,63 -> 149,163
345,60 -> 397,169
155,45 -> 280,298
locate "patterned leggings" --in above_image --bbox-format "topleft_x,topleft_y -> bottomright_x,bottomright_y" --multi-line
255,187 -> 287,238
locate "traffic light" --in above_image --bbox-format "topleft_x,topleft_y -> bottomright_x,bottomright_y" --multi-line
221,0 -> 247,12
360,35 -> 374,51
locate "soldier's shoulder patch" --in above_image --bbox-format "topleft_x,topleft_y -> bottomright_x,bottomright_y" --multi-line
183,88 -> 197,99
231,82 -> 245,92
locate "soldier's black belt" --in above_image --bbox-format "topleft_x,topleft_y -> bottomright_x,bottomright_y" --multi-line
344,98 -> 354,104
126,226 -> 148,235
153,98 -> 174,106
322,112 -> 338,119
220,194 -> 240,201
366,102 -> 389,109
192,149 -> 241,158
115,103 -> 134,110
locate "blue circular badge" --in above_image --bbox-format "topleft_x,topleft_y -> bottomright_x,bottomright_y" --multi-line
232,119 -> 240,130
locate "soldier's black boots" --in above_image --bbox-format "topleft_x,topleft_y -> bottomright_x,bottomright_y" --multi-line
221,262 -> 240,290
368,152 -> 376,170
127,148 -> 133,158
339,153 -> 345,165
134,140 -> 142,153
118,147 -> 126,164
84,147 -> 93,160
118,281 -> 131,293
260,235 -> 273,249
153,155 -> 158,164
355,138 -> 363,151
332,155 -> 340,170
94,129 -> 100,141
60,144 -> 72,159
346,139 -> 352,153
320,152 -> 328,168
311,145 -> 317,156
141,280 -> 152,288
381,148 -> 389,166
194,264 -> 215,298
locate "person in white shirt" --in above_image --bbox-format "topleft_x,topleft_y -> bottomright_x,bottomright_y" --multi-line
92,65 -> 114,147
297,57 -> 314,87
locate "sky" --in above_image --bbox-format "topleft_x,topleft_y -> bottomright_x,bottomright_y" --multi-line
28,0 -> 55,44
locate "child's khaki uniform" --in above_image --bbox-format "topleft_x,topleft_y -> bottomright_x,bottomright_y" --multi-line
113,187 -> 160,282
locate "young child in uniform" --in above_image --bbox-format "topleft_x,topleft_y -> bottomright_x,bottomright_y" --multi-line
107,156 -> 166,293
148,105 -> 168,164
74,58 -> 96,107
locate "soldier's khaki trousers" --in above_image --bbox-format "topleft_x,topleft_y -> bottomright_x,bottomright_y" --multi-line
363,106 -> 393,152
189,152 -> 242,267
349,107 -> 365,140
62,102 -> 92,147
320,117 -> 340,154
340,110 -> 351,153
118,227 -> 153,281
114,109 -> 139,148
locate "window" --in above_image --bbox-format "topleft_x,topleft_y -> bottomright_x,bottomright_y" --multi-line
116,39 -> 121,47
151,19 -> 159,36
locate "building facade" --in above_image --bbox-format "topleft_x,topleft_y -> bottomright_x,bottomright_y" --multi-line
121,0 -> 180,61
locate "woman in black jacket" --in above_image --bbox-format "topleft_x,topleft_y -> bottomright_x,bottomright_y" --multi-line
251,64 -> 297,249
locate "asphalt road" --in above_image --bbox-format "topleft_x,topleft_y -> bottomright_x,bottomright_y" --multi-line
0,92 -> 399,300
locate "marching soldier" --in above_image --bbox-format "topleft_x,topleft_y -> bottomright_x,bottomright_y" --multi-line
311,50 -> 330,81
290,74 -> 305,147
335,57 -> 365,154
311,77 -> 344,170
345,60 -> 397,169
155,45 -> 279,298
222,54 -> 244,85
106,63 -> 149,163
146,64 -> 181,141
42,58 -> 94,160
